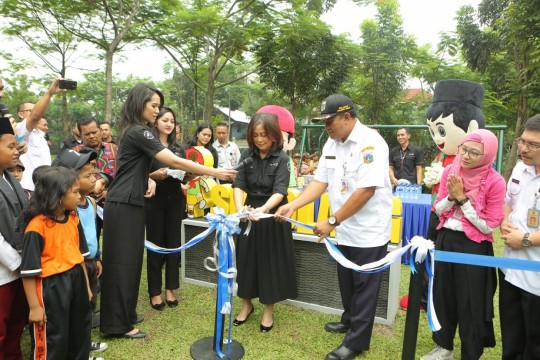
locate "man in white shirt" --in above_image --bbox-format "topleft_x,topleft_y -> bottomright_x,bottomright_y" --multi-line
276,94 -> 392,360
500,114 -> 540,360
213,122 -> 240,182
16,79 -> 62,191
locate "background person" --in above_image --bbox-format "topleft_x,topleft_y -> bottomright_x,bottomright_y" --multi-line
0,117 -> 28,360
186,123 -> 219,168
99,84 -> 235,339
276,94 -> 392,360
500,114 -> 540,360
389,127 -> 424,186
100,122 -> 117,144
422,129 -> 505,360
61,121 -> 83,149
232,112 -> 297,333
146,107 -> 186,310
16,80 -> 61,191
213,121 -> 240,171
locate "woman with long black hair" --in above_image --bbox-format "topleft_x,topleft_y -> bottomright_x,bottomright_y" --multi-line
99,84 -> 236,339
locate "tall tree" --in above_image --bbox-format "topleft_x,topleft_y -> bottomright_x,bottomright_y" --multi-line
37,0 -> 149,123
456,1 -> 540,179
255,13 -> 357,115
151,0 -> 336,122
0,0 -> 88,136
348,0 -> 416,124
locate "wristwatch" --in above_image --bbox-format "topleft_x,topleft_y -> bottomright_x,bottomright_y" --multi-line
523,233 -> 533,247
328,215 -> 340,226
455,198 -> 469,206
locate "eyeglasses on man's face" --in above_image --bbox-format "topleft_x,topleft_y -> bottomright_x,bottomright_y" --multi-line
458,145 -> 483,159
516,137 -> 540,151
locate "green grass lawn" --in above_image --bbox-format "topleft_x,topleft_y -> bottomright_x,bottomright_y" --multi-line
21,232 -> 506,359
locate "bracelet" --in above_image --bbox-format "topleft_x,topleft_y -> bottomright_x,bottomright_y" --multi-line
455,198 -> 469,206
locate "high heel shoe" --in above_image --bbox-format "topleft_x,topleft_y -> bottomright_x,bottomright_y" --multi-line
166,299 -> 178,308
260,323 -> 274,333
233,305 -> 254,326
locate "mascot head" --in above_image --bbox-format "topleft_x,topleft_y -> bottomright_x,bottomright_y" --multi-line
256,105 -> 296,151
426,79 -> 485,156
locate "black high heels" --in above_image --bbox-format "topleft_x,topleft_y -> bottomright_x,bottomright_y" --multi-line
233,305 -> 254,326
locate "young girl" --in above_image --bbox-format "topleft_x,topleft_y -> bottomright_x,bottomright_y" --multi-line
20,166 -> 92,360
100,84 -> 235,339
146,107 -> 186,310
422,129 -> 505,360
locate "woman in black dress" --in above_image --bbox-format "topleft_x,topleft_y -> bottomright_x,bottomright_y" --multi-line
232,112 -> 298,333
146,107 -> 186,310
100,84 -> 236,339
186,123 -> 219,168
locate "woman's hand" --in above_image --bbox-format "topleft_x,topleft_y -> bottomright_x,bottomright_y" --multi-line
28,305 -> 46,326
447,174 -> 465,201
213,168 -> 237,182
248,205 -> 268,222
144,178 -> 156,198
150,168 -> 169,181
96,260 -> 103,278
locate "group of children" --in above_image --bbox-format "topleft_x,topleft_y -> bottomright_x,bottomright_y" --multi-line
0,117 -> 108,360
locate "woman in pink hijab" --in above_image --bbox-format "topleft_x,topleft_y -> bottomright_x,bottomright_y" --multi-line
422,129 -> 506,360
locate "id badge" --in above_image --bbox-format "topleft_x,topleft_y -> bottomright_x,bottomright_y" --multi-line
341,177 -> 348,193
527,208 -> 539,228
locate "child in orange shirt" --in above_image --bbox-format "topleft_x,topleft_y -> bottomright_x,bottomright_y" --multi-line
20,166 -> 92,360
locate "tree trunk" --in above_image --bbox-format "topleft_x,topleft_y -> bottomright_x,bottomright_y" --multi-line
503,47 -> 529,181
203,62 -> 216,123
104,50 -> 114,123
62,93 -> 70,137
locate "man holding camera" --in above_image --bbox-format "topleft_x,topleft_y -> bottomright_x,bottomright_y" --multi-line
16,79 -> 63,191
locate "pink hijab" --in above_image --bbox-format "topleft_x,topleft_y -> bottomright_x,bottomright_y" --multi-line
449,129 -> 498,204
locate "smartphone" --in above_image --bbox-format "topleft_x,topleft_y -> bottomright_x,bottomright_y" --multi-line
58,79 -> 78,90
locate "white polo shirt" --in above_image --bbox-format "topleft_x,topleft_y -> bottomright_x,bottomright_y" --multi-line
503,160 -> 540,296
16,119 -> 52,191
213,140 -> 240,168
314,120 -> 392,248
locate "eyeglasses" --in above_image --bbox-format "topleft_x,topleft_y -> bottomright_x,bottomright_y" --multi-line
458,145 -> 483,159
515,137 -> 540,151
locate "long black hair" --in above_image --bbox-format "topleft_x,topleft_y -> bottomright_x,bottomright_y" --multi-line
24,167 -> 78,224
118,84 -> 164,144
153,107 -> 177,148
186,123 -> 214,151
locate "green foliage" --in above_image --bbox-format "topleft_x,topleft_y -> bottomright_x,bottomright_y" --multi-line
255,13 -> 357,114
347,0 -> 416,124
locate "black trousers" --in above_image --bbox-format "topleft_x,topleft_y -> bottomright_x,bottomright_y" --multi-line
85,259 -> 98,311
100,202 -> 145,335
499,270 -> 540,360
432,228 -> 496,360
337,243 -> 387,352
145,201 -> 184,297
30,265 -> 91,360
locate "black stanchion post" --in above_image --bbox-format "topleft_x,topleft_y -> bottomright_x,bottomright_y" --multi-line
401,264 -> 425,360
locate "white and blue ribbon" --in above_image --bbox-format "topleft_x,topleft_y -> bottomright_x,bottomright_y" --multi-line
146,209 -> 540,340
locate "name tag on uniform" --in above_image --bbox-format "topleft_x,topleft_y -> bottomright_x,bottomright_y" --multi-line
528,208 -> 539,228
326,155 -> 336,169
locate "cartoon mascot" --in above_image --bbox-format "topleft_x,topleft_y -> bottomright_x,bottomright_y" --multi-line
401,79 -> 486,310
